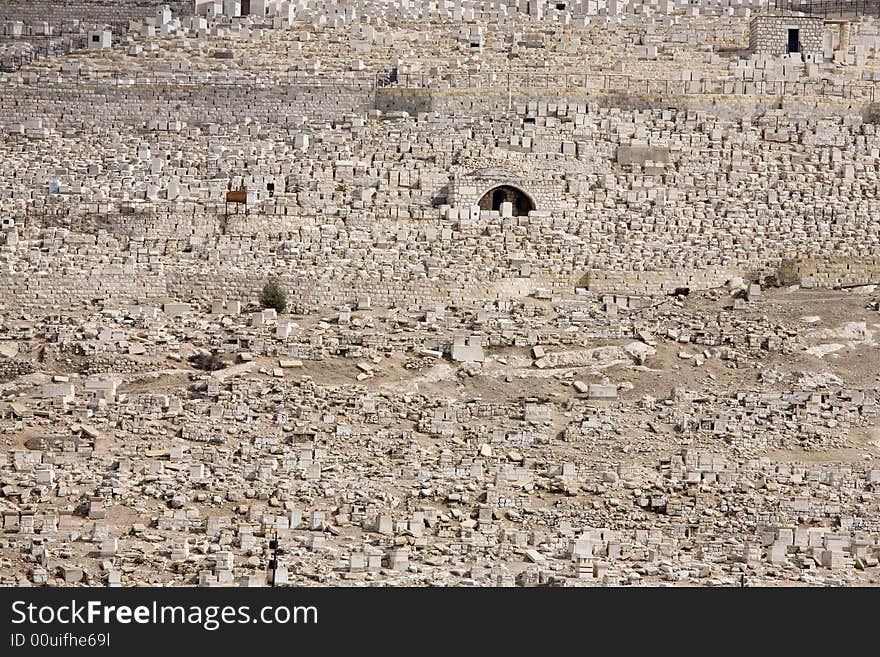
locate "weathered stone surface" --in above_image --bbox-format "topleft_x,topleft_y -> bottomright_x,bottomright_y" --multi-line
0,0 -> 878,591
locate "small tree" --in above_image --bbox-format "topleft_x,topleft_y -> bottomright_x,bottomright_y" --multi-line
260,278 -> 287,314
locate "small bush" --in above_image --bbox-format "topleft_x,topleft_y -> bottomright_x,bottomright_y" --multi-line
260,279 -> 287,314
188,352 -> 225,371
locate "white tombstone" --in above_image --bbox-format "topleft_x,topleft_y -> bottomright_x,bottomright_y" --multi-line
223,0 -> 242,17
156,5 -> 172,26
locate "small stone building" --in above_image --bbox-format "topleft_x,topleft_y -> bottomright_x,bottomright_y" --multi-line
749,14 -> 824,58
448,167 -> 560,218
86,29 -> 112,50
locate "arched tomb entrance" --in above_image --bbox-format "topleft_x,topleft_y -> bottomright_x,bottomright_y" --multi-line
476,184 -> 536,216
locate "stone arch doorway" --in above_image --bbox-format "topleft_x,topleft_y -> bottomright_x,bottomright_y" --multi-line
477,184 -> 536,216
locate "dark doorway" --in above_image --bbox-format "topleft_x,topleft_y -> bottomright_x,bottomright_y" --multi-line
477,185 -> 536,216
241,0 -> 251,15
787,28 -> 800,54
492,188 -> 506,209
267,182 -> 275,198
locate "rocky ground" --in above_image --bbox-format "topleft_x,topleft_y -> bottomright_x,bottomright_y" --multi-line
2,280 -> 879,587
2,1 -> 880,589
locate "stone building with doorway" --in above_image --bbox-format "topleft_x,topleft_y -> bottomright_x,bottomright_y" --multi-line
749,14 -> 824,58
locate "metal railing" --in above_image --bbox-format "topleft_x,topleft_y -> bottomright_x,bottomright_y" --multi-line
0,35 -> 88,72
772,0 -> 880,17
379,71 -> 879,102
1,65 -> 877,102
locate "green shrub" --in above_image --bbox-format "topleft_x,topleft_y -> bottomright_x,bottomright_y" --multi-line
260,279 -> 287,314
